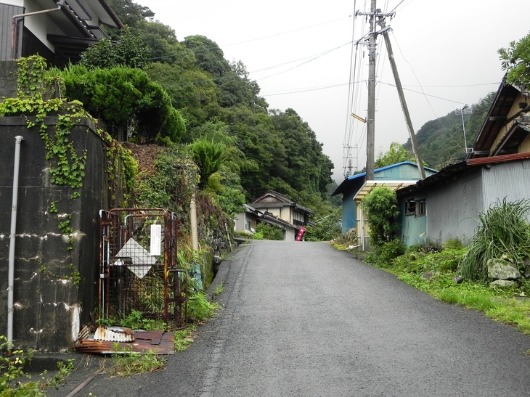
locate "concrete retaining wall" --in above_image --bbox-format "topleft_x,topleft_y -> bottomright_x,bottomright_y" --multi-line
0,116 -> 110,352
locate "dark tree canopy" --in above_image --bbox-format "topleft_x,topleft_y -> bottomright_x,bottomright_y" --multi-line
182,35 -> 230,81
61,65 -> 185,143
106,0 -> 155,28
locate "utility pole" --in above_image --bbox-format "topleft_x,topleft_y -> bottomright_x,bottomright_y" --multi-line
354,2 -> 426,180
378,16 -> 426,179
365,0 -> 377,180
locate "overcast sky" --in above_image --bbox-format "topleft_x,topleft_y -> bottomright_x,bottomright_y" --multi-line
143,0 -> 530,182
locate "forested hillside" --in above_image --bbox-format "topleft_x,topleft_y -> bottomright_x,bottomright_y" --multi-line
404,92 -> 495,169
98,0 -> 334,211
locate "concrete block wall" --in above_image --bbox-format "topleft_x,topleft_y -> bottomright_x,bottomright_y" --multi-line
0,61 -> 17,99
0,116 -> 109,351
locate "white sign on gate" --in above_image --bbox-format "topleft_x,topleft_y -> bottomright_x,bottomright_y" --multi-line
150,224 -> 162,256
114,238 -> 156,279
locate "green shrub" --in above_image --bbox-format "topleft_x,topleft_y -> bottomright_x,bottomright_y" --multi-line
380,241 -> 466,274
363,187 -> 399,247
187,292 -> 220,322
304,208 -> 342,241
366,238 -> 405,267
118,310 -> 165,331
254,223 -> 284,240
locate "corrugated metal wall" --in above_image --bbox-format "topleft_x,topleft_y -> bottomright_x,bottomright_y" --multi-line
1,4 -> 23,61
481,160 -> 530,215
426,170 -> 483,244
421,159 -> 530,245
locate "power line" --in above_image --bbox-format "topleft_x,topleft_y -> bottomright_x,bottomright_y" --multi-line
223,15 -> 352,47
260,79 -> 497,105
252,41 -> 353,80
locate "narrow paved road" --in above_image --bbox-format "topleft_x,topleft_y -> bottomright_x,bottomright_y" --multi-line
76,241 -> 530,396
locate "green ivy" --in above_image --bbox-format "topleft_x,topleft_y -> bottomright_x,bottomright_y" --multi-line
16,55 -> 63,100
103,137 -> 138,206
0,97 -> 89,199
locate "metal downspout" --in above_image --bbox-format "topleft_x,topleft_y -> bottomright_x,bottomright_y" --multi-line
7,136 -> 23,347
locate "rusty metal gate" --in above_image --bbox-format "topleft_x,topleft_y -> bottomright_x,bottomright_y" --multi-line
98,208 -> 186,325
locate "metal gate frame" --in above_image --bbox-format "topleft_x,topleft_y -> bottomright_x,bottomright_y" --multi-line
98,208 -> 185,325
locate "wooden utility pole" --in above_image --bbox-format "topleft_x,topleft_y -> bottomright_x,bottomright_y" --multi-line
378,16 -> 426,179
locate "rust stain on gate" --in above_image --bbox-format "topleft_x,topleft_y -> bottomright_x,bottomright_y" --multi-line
98,208 -> 186,326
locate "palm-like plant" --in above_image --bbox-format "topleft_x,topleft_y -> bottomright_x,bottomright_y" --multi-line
189,139 -> 226,188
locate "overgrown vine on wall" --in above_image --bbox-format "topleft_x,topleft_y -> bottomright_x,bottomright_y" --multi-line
1,55 -> 132,285
0,97 -> 88,199
103,136 -> 138,207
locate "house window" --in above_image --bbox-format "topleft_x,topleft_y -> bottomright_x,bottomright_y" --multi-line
405,199 -> 426,217
405,200 -> 416,216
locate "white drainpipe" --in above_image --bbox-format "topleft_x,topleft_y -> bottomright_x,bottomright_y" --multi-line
7,136 -> 23,347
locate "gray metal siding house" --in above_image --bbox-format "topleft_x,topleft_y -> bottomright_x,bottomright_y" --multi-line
398,153 -> 530,246
398,77 -> 530,247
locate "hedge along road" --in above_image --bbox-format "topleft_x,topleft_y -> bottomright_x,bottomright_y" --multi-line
79,241 -> 530,397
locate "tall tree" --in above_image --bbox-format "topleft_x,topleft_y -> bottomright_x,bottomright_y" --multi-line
499,32 -> 530,89
182,36 -> 230,81
147,63 -> 221,130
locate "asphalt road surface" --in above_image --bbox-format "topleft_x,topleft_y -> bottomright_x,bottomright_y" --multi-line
58,241 -> 530,396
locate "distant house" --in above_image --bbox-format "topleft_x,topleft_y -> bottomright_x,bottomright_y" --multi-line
397,78 -> 530,246
235,203 -> 303,241
234,204 -> 261,234
234,191 -> 312,241
332,162 -> 437,245
0,0 -> 122,66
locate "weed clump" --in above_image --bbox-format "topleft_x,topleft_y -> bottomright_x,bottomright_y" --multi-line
460,198 -> 530,281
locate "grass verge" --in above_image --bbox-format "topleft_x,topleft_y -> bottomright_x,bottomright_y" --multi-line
390,266 -> 530,334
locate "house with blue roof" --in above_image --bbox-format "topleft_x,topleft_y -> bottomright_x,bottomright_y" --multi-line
332,162 -> 437,247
